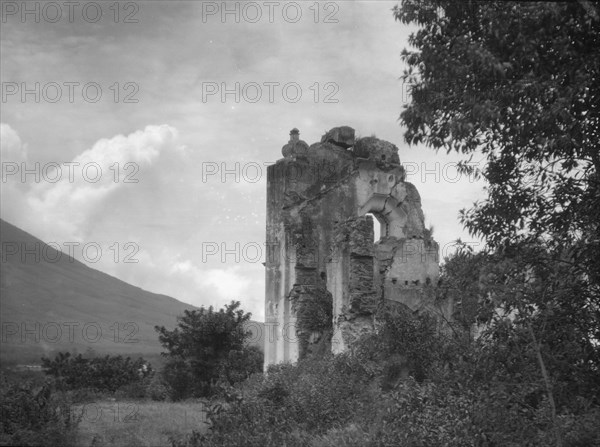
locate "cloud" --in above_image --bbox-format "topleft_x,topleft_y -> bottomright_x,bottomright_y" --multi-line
1,123 -> 27,163
202,267 -> 252,301
163,258 -> 263,318
1,124 -> 183,239
2,120 -> 265,317
27,125 -> 180,238
1,124 -> 31,226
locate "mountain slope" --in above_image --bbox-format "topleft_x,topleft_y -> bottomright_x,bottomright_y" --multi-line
0,219 -> 196,364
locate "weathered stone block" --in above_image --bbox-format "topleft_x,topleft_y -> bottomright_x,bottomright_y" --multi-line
295,268 -> 318,285
335,217 -> 374,257
320,126 -> 355,148
334,315 -> 374,353
349,257 -> 374,291
353,137 -> 401,165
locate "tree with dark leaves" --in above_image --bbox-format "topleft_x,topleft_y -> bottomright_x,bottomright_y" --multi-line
395,2 -> 600,445
155,300 -> 259,399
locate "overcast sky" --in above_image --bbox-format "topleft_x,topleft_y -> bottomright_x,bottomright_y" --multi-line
1,1 -> 485,321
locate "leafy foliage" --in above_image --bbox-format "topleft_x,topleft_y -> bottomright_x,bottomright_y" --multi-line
395,3 -> 600,444
290,285 -> 334,358
176,354 -> 376,447
145,371 -> 170,401
395,1 -> 599,267
437,242 -> 485,328
219,345 -> 263,386
354,302 -> 449,385
41,352 -> 152,394
0,374 -> 80,446
155,300 -> 262,399
172,304 -> 600,447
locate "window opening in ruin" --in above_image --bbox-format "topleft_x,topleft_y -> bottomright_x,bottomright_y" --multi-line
365,213 -> 381,242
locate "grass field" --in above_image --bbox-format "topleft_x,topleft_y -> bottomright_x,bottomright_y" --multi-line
74,400 -> 208,447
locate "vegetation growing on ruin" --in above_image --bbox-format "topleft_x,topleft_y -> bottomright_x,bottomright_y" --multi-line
290,285 -> 334,358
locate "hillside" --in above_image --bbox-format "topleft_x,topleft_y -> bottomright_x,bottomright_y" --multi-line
0,219 -> 263,364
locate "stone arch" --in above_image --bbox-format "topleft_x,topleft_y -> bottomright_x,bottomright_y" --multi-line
358,194 -> 407,239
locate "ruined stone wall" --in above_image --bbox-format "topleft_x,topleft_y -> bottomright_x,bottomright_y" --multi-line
265,127 -> 450,369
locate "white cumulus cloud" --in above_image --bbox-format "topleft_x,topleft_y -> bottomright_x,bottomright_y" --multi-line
2,124 -> 183,242
0,123 -> 27,163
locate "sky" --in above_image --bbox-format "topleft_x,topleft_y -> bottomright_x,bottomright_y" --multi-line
1,1 -> 485,321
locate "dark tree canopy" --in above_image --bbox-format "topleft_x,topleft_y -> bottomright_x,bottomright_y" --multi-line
395,1 -> 599,271
395,0 -> 599,348
396,3 -> 600,443
155,300 -> 259,398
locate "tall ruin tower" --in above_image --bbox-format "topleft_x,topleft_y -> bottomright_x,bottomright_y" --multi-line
264,127 -> 448,368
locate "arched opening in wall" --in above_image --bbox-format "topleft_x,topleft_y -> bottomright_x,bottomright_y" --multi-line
365,213 -> 382,242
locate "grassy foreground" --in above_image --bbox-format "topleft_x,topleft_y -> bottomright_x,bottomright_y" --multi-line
74,400 -> 208,447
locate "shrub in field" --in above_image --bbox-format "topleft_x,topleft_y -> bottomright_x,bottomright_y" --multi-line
171,300 -> 600,446
41,352 -> 152,394
219,345 -> 263,386
353,302 -> 452,388
156,301 -> 262,399
146,372 -> 170,401
115,376 -> 153,400
0,375 -> 80,446
67,387 -> 106,403
175,354 -> 377,447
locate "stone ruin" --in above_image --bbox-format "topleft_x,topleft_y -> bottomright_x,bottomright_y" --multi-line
264,126 -> 452,369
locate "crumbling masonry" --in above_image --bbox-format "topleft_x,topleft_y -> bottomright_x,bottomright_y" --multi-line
264,127 -> 452,368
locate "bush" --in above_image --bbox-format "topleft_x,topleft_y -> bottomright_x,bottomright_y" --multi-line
146,372 -> 169,402
156,301 -> 261,400
115,376 -> 152,400
312,424 -> 375,447
66,387 -> 106,404
161,358 -> 198,401
0,375 -> 80,446
219,346 -> 263,385
41,352 -> 152,394
174,354 -> 377,447
170,303 -> 600,447
353,302 -> 452,385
